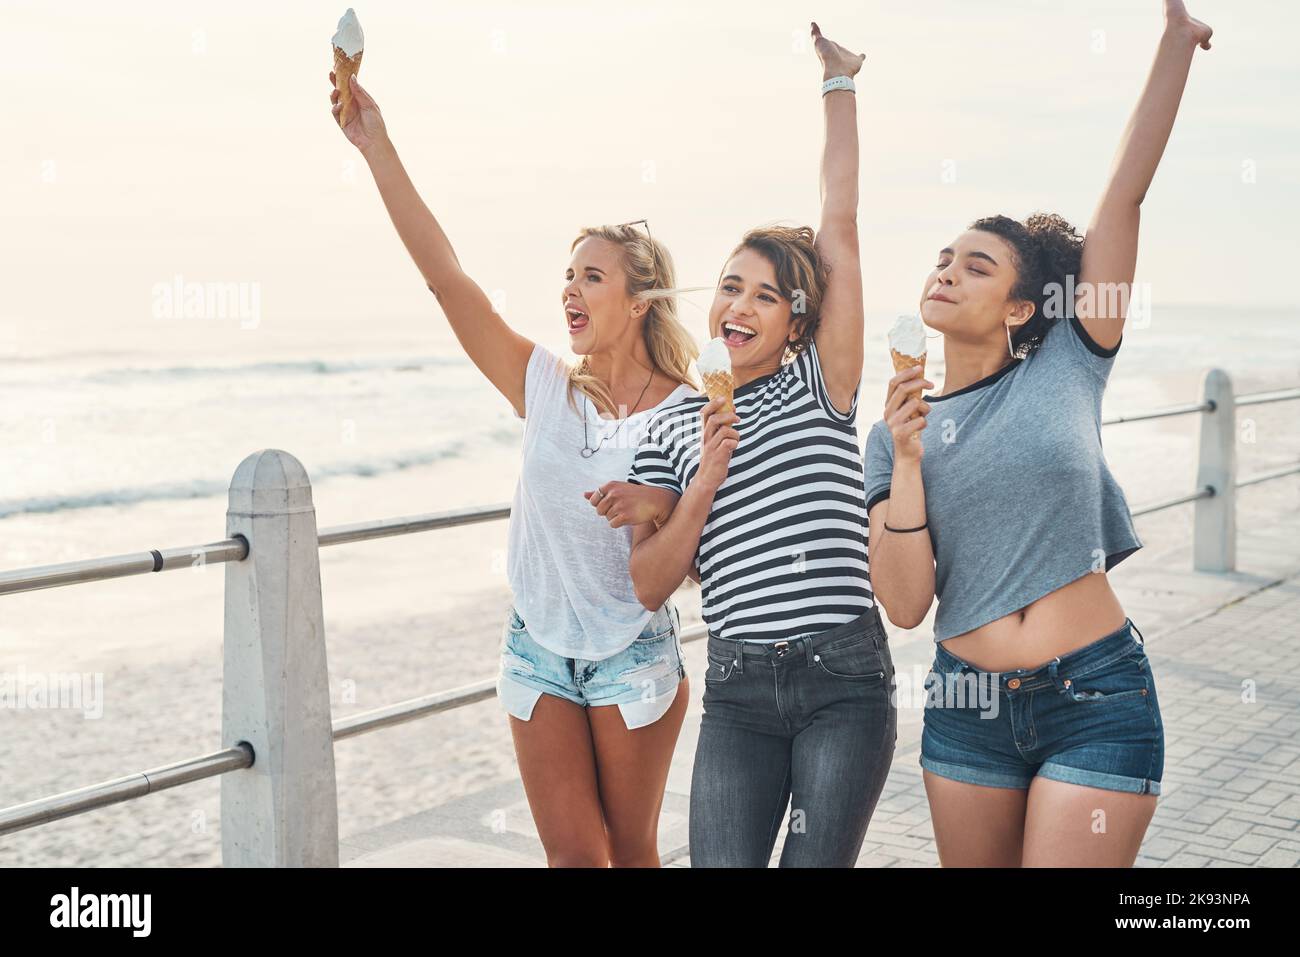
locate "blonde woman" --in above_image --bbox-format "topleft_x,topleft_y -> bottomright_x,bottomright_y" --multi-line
330,74 -> 699,866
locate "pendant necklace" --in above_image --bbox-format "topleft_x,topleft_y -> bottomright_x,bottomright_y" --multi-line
581,365 -> 655,458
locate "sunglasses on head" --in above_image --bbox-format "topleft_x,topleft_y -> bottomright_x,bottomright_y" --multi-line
618,219 -> 652,243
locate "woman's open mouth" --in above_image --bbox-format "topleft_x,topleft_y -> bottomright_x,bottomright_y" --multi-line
722,320 -> 757,347
566,307 -> 589,334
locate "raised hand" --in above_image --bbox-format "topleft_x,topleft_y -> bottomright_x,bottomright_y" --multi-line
1164,0 -> 1212,51
329,72 -> 388,153
811,21 -> 866,80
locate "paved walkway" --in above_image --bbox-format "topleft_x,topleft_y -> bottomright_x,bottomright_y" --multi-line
340,505 -> 1300,867
857,574 -> 1300,869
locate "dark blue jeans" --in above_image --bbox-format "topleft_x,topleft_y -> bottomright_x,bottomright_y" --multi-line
689,605 -> 898,867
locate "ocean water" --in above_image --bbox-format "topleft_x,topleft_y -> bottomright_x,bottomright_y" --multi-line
1,305 -> 1296,530
0,352 -> 522,520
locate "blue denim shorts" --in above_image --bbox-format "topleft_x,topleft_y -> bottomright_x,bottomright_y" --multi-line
496,603 -> 686,731
920,618 -> 1164,795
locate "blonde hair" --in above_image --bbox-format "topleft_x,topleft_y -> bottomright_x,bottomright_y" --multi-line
565,224 -> 701,418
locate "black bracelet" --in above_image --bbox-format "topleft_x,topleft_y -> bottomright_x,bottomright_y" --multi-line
884,521 -> 928,533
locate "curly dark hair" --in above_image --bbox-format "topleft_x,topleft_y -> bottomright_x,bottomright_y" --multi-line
722,225 -> 829,361
967,212 -> 1084,357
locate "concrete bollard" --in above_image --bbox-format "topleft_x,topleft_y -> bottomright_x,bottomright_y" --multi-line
221,450 -> 339,866
1193,369 -> 1236,573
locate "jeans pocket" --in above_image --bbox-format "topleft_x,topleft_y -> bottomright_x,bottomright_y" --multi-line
1061,651 -> 1151,702
634,605 -> 676,644
704,650 -> 739,686
500,627 -> 537,678
813,637 -> 886,681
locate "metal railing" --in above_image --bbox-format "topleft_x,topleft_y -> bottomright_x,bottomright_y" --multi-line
2,370 -> 1298,863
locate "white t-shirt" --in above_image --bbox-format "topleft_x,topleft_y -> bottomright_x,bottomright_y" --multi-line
506,343 -> 696,660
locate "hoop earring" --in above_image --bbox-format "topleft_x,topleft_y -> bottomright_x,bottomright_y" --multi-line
1006,322 -> 1015,358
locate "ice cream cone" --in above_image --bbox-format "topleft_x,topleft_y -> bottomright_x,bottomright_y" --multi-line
890,348 -> 926,377
333,46 -> 364,128
890,349 -> 927,442
702,370 -> 735,416
696,336 -> 735,416
888,316 -> 929,442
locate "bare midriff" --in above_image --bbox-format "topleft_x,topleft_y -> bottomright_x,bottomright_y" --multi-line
937,570 -> 1129,673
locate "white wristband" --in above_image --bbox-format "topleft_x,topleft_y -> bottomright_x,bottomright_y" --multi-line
821,75 -> 856,96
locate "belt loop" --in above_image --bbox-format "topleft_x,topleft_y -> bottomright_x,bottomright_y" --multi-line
804,635 -> 817,668
1047,656 -> 1062,692
733,639 -> 744,674
1129,618 -> 1145,646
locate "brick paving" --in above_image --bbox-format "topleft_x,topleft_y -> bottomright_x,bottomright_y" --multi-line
845,575 -> 1300,868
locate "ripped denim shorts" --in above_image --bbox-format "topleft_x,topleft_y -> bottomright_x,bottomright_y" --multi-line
495,603 -> 686,731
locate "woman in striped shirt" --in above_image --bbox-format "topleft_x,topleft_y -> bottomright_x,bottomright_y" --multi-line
591,23 -> 894,867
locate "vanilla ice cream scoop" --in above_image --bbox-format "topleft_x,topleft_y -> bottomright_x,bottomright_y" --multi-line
332,8 -> 364,56
697,337 -> 735,415
697,336 -> 732,376
888,314 -> 927,360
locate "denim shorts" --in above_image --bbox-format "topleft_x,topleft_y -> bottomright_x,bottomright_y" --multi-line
495,603 -> 686,731
920,617 -> 1164,795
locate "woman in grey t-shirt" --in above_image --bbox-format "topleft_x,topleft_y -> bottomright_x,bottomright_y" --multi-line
863,0 -> 1214,867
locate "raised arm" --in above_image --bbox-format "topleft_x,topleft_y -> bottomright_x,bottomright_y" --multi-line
331,73 -> 534,416
809,22 -> 867,415
1076,0 -> 1213,350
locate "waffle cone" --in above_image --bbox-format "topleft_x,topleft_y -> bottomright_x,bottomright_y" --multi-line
891,349 -> 927,442
890,348 -> 926,376
333,46 -> 364,128
701,370 -> 734,415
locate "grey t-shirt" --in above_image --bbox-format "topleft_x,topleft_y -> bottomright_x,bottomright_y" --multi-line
863,314 -> 1143,642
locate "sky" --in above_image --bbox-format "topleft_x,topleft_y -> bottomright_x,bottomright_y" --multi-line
1,0 -> 1295,362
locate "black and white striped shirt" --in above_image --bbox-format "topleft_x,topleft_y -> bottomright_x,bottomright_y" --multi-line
627,337 -> 875,642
